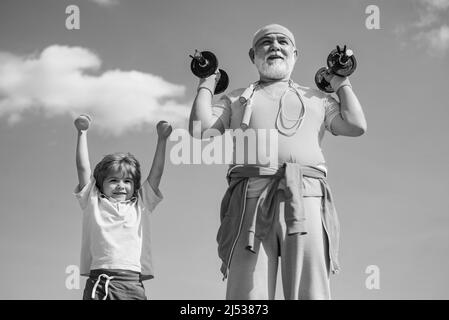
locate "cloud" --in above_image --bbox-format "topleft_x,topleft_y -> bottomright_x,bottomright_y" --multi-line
414,0 -> 449,27
396,0 -> 449,55
89,0 -> 119,6
0,45 -> 190,135
414,24 -> 449,55
420,0 -> 449,10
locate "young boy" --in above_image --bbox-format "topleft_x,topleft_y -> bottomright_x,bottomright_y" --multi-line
73,114 -> 172,300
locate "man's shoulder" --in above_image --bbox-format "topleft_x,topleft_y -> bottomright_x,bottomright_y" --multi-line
292,82 -> 330,100
221,82 -> 332,102
222,87 -> 246,101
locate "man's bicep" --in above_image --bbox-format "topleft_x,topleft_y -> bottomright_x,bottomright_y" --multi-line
210,95 -> 232,132
323,94 -> 346,136
208,116 -> 226,135
330,114 -> 362,137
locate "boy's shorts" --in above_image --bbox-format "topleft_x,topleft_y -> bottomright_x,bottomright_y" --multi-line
83,269 -> 147,300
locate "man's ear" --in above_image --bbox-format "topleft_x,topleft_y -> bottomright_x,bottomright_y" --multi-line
248,48 -> 255,64
294,48 -> 299,61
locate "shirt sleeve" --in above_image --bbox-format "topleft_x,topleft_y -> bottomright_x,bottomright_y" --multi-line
74,177 -> 97,211
323,94 -> 341,135
139,180 -> 163,214
211,94 -> 232,129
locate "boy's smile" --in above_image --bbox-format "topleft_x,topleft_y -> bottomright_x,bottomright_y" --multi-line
102,172 -> 135,202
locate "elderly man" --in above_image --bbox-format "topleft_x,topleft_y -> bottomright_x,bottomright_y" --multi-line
189,24 -> 366,300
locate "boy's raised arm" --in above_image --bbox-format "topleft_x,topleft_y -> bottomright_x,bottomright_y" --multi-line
147,121 -> 172,193
74,115 -> 92,191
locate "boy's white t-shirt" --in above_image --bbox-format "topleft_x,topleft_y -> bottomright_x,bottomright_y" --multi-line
74,177 -> 162,280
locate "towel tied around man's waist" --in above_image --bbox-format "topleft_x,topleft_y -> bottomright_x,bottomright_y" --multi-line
227,163 -> 332,246
218,162 -> 341,276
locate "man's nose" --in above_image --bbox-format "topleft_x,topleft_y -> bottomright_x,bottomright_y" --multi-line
270,41 -> 281,51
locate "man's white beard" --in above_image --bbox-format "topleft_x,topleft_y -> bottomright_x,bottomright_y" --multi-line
255,57 -> 294,80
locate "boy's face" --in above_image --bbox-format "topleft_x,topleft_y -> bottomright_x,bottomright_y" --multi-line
252,33 -> 298,81
102,171 -> 135,201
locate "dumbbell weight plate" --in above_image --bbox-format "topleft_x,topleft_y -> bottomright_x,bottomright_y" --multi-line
190,51 -> 219,78
314,67 -> 334,93
326,48 -> 357,77
214,69 -> 229,94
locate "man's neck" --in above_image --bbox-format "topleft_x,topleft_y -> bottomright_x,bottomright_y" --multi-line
258,77 -> 290,84
257,78 -> 292,99
258,74 -> 292,86
258,78 -> 291,90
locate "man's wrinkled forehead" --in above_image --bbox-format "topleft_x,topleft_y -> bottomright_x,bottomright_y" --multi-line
252,24 -> 296,48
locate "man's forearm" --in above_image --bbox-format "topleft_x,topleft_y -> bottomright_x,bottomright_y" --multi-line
337,86 -> 367,133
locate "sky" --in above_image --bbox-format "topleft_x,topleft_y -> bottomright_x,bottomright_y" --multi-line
0,0 -> 448,300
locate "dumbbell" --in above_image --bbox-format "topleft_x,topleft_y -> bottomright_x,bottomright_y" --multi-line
189,50 -> 229,95
74,114 -> 91,131
315,45 -> 357,93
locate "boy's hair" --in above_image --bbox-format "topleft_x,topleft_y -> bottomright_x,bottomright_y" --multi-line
93,152 -> 141,198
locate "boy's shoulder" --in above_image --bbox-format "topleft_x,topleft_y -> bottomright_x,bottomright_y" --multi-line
139,180 -> 163,202
75,176 -> 96,195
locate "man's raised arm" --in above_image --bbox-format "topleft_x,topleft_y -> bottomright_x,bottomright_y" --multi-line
328,75 -> 367,137
189,71 -> 225,137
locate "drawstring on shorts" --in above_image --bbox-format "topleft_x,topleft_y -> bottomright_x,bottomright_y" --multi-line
91,273 -> 115,300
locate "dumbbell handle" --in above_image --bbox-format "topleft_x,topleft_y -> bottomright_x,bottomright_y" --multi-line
189,50 -> 209,68
339,49 -> 353,64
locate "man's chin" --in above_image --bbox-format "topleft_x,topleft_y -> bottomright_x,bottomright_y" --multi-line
256,65 -> 289,80
259,70 -> 290,81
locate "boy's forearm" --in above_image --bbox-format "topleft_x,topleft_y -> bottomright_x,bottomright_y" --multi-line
76,131 -> 90,168
147,137 -> 168,188
76,131 -> 91,181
